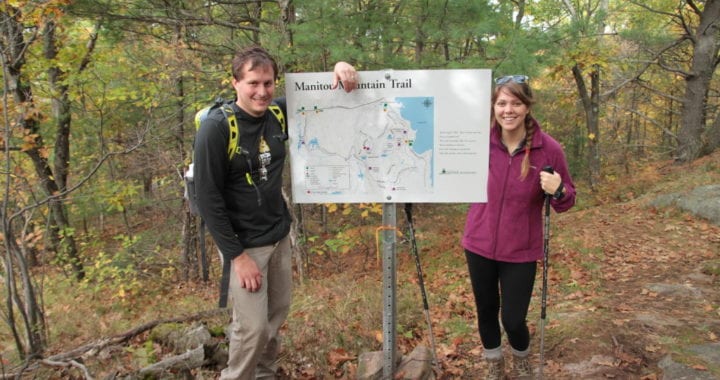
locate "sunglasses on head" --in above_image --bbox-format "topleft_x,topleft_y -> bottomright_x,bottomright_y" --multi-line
495,75 -> 529,85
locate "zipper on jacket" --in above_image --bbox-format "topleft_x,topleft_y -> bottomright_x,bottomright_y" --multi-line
490,153 -> 515,259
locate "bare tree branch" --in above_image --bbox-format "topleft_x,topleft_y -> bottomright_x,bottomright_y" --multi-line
0,308 -> 230,379
602,37 -> 690,98
608,102 -> 679,140
686,0 -> 702,16
38,359 -> 94,380
561,0 -> 577,19
633,80 -> 686,104
627,0 -> 694,40
78,21 -> 101,73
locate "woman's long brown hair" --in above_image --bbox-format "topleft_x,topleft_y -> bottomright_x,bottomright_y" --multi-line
491,81 -> 536,180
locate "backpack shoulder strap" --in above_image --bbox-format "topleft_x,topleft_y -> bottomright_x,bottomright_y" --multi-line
268,103 -> 286,135
220,104 -> 240,160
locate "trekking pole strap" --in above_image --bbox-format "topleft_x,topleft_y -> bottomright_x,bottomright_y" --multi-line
219,257 -> 231,308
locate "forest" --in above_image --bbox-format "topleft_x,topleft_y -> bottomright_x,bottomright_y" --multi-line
1,0 -> 719,378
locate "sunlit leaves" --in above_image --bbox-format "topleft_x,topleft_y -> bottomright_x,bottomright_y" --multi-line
20,133 -> 39,152
359,203 -> 383,218
103,181 -> 141,213
325,203 -> 338,213
324,203 -> 384,219
81,249 -> 142,302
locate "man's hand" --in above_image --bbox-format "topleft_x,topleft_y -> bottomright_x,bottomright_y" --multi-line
332,61 -> 359,92
232,253 -> 262,292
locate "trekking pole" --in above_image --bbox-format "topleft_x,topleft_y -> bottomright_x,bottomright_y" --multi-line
404,203 -> 438,368
539,166 -> 554,380
199,218 -> 209,281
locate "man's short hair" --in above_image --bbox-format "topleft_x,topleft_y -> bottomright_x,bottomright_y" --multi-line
232,46 -> 279,81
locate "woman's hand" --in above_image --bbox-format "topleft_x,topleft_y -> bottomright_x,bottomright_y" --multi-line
540,170 -> 563,195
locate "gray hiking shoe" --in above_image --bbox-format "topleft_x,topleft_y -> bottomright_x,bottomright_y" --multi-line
485,357 -> 505,380
511,354 -> 533,379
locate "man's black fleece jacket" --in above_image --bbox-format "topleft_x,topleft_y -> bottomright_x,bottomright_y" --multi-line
193,98 -> 290,262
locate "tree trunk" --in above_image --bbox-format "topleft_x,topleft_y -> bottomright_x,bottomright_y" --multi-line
704,111 -> 720,155
172,20 -> 203,281
514,0 -> 526,28
1,222 -> 45,358
44,19 -> 88,280
676,0 -> 720,162
45,20 -> 71,193
279,0 -> 295,47
572,64 -> 602,190
414,0 -> 428,64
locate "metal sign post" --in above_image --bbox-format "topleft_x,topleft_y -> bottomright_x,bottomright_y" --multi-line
382,203 -> 397,378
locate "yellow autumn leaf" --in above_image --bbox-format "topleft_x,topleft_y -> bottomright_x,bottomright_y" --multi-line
370,203 -> 383,214
373,330 -> 383,343
588,133 -> 596,140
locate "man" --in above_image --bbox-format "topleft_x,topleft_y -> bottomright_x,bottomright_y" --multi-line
193,46 -> 358,379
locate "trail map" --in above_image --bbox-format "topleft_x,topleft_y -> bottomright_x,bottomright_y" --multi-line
285,69 -> 491,203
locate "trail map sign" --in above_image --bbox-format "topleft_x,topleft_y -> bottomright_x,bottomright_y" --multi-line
285,69 -> 491,204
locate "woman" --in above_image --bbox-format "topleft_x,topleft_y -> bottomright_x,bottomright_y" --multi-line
462,75 -> 576,379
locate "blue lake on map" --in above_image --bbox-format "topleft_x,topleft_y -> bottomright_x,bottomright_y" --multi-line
396,97 -> 434,155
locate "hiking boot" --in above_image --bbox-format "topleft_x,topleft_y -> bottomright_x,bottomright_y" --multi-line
510,354 -> 533,379
485,357 -> 505,380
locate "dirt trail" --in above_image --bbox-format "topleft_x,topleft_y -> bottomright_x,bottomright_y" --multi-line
541,199 -> 720,379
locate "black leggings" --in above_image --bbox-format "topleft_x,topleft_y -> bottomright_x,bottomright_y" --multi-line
465,250 -> 537,351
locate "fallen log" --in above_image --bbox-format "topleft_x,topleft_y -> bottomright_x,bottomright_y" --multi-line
138,345 -> 205,376
0,308 -> 230,379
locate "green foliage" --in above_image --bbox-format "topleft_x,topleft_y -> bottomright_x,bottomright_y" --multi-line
125,339 -> 158,369
149,322 -> 184,342
104,182 -> 141,213
302,204 -> 384,270
305,233 -> 354,257
80,244 -> 141,302
284,0 -> 509,71
701,260 -> 720,277
50,226 -> 79,272
324,234 -> 352,255
440,315 -> 476,338
208,324 -> 226,337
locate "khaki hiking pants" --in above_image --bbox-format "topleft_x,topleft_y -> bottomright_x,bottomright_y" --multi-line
220,235 -> 292,380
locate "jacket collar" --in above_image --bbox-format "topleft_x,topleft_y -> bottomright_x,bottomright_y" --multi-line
490,117 -> 544,150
